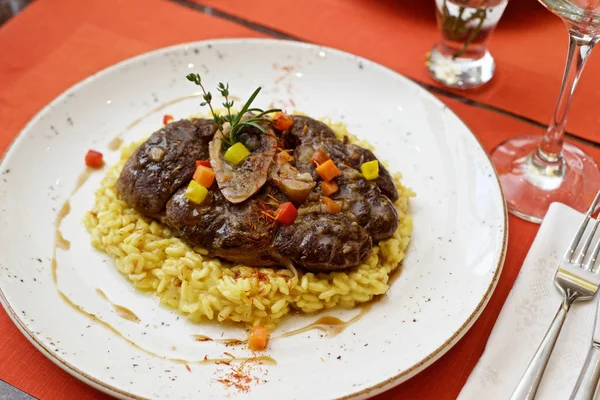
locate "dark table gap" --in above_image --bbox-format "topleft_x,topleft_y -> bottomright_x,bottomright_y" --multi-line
0,379 -> 37,400
170,0 -> 303,41
0,0 -> 33,26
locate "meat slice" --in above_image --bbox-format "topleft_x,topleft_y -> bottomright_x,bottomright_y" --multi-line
286,115 -> 398,201
209,119 -> 277,204
334,167 -> 398,240
164,186 -> 287,266
116,119 -> 216,215
273,213 -> 372,272
331,142 -> 399,202
285,115 -> 336,147
269,151 -> 316,205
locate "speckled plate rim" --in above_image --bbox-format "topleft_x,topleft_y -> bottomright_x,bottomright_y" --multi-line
0,38 -> 508,400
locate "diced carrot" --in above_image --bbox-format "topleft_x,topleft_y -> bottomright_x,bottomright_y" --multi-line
321,180 -> 339,196
315,159 -> 341,181
248,326 -> 270,351
193,165 -> 215,188
322,196 -> 341,214
163,114 -> 174,125
195,160 -> 211,168
85,149 -> 104,169
272,112 -> 293,131
275,202 -> 298,225
311,149 -> 330,167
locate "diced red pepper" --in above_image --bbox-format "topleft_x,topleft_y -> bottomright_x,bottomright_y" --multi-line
85,149 -> 104,169
272,112 -> 293,131
311,149 -> 330,167
195,160 -> 211,168
163,114 -> 174,125
275,202 -> 298,225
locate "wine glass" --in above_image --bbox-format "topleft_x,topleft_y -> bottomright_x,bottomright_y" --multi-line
490,0 -> 600,223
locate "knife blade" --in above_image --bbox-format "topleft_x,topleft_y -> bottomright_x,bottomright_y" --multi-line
571,296 -> 600,400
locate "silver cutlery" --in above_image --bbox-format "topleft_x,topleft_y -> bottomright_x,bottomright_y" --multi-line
511,190 -> 600,400
571,295 -> 600,400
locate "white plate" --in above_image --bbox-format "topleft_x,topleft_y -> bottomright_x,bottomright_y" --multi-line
0,39 -> 507,400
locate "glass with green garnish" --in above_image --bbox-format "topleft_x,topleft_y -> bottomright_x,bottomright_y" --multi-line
426,0 -> 508,89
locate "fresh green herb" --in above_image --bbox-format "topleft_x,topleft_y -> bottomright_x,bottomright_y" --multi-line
439,0 -> 488,59
186,73 -> 280,150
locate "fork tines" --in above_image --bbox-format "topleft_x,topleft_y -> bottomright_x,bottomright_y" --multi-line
566,190 -> 600,272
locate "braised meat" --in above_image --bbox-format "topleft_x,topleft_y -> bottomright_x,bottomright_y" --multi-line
117,115 -> 398,272
285,115 -> 398,202
164,186 -> 288,266
273,213 -> 372,271
117,119 -> 216,215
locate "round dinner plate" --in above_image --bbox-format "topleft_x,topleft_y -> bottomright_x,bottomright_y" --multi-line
0,39 -> 507,399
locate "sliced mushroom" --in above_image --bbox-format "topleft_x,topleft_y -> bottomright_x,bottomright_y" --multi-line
209,122 -> 277,204
269,152 -> 316,205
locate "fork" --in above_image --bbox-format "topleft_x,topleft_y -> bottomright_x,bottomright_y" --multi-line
510,190 -> 600,400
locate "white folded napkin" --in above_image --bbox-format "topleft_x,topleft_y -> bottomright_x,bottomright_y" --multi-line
458,203 -> 598,400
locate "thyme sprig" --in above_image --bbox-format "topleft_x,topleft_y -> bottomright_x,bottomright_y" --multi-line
186,73 -> 280,150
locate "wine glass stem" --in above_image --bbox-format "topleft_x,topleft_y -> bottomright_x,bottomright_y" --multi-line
538,29 -> 598,164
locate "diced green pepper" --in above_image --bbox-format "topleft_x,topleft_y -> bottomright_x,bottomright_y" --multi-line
361,160 -> 379,180
224,142 -> 251,165
185,180 -> 208,204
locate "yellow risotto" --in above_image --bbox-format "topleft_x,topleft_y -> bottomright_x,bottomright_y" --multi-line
83,120 -> 414,329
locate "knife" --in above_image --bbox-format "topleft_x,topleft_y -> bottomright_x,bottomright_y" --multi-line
571,296 -> 600,400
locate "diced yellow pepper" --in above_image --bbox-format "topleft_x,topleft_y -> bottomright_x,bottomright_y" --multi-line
224,142 -> 250,165
185,180 -> 208,204
361,160 -> 379,180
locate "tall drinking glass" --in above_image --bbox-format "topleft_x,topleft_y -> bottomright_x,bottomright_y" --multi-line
491,0 -> 600,223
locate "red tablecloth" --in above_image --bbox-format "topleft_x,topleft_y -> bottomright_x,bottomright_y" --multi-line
1,0 -> 599,398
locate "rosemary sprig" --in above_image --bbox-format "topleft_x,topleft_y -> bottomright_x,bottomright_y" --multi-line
186,73 -> 280,150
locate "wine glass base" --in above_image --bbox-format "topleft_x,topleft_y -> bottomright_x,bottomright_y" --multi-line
426,45 -> 495,90
491,135 -> 600,223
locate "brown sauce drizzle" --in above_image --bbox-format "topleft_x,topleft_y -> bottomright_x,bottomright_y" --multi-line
113,305 -> 140,323
193,335 -> 247,346
52,201 -> 71,284
61,289 -> 273,365
96,289 -> 140,323
387,264 -> 404,287
107,94 -> 203,150
95,288 -> 108,300
107,137 -> 123,151
191,303 -> 372,347
74,167 -> 95,192
52,168 -> 96,283
280,303 -> 372,338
